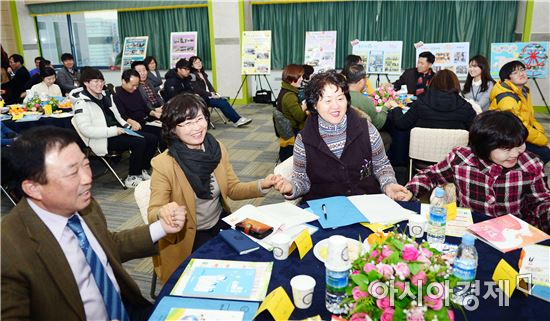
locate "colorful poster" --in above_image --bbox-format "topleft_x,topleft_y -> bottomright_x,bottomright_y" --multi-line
241,31 -> 271,75
491,42 -> 549,79
304,31 -> 337,73
352,41 -> 403,75
120,36 -> 148,71
415,42 -> 470,78
165,307 -> 244,321
170,32 -> 198,68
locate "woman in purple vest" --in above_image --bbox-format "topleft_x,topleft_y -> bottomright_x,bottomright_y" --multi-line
273,70 -> 410,202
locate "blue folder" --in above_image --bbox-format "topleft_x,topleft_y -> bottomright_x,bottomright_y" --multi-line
307,196 -> 368,229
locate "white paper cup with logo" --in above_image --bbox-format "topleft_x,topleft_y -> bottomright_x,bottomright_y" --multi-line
271,233 -> 291,260
290,275 -> 316,309
325,235 -> 351,271
408,214 -> 427,239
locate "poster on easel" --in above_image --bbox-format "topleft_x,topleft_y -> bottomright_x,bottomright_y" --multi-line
241,30 -> 271,75
170,32 -> 198,68
352,41 -> 403,75
304,31 -> 337,73
416,42 -> 469,78
121,36 -> 148,71
490,42 -> 548,79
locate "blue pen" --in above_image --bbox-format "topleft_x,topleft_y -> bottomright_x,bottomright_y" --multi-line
322,204 -> 328,220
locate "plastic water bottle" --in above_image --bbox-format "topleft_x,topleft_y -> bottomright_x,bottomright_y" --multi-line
399,85 -> 408,101
452,233 -> 478,305
427,187 -> 447,245
325,267 -> 349,314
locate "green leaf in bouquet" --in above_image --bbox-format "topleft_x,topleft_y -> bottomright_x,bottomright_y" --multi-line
366,269 -> 381,282
351,273 -> 369,288
408,262 -> 423,275
385,251 -> 400,264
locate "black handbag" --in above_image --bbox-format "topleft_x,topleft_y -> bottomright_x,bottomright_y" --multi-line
253,89 -> 272,104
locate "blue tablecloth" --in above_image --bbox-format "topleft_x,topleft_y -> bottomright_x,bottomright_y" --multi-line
155,202 -> 550,320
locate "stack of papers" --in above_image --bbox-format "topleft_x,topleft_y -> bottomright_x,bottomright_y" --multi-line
518,244 -> 550,302
149,296 -> 259,321
308,194 -> 414,229
420,204 -> 474,237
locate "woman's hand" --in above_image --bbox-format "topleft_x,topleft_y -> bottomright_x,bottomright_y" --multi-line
158,202 -> 187,234
384,183 -> 413,201
260,174 -> 281,189
116,127 -> 125,135
273,176 -> 293,195
127,119 -> 141,131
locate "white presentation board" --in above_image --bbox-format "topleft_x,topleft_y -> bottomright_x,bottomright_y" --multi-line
170,32 -> 198,68
416,42 -> 470,78
352,41 -> 403,75
121,36 -> 148,71
241,30 -> 272,75
304,31 -> 337,73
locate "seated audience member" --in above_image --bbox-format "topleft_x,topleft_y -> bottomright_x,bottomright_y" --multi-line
392,51 -> 435,96
28,56 -> 44,77
490,60 -> 550,164
114,69 -> 165,151
24,67 -> 62,101
273,70 -> 409,202
0,46 -> 9,84
276,64 -> 307,161
462,55 -> 495,112
57,53 -> 80,95
189,56 -> 252,127
147,93 -> 278,282
1,123 -> 20,201
1,54 -> 30,104
25,59 -> 53,89
341,54 -> 375,95
391,69 -> 476,131
1,123 -> 17,147
132,60 -> 164,109
162,59 -> 195,102
403,111 -> 550,233
71,68 -> 158,188
298,64 -> 315,101
0,126 -> 185,320
144,56 -> 162,92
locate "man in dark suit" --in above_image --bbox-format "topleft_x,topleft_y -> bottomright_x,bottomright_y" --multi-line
392,51 -> 435,96
1,126 -> 186,321
1,54 -> 30,104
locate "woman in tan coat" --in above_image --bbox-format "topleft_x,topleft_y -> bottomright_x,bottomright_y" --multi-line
148,93 -> 278,282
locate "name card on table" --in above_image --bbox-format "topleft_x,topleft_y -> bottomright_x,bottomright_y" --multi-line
254,286 -> 294,320
492,259 -> 519,297
289,228 -> 313,259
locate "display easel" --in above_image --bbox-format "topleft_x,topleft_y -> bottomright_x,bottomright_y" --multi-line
370,73 -> 392,88
231,74 -> 276,107
530,78 -> 550,113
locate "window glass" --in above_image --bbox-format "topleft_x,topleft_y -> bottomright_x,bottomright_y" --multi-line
70,11 -> 120,67
36,14 -> 72,65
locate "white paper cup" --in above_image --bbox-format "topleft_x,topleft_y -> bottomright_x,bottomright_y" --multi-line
271,233 -> 291,260
290,275 -> 316,309
325,235 -> 350,271
408,214 -> 427,238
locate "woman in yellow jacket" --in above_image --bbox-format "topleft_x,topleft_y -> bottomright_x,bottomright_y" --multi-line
490,60 -> 550,164
148,94 -> 279,282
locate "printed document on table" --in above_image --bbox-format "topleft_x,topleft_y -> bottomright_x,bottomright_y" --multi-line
348,194 -> 414,224
148,296 -> 259,321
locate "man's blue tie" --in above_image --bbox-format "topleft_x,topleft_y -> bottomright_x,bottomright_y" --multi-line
67,215 -> 129,321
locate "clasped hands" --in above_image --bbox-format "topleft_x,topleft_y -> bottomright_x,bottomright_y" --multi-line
158,202 -> 187,234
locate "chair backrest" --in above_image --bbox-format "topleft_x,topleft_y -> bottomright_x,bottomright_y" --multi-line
274,155 -> 294,180
409,127 -> 469,163
134,179 -> 151,224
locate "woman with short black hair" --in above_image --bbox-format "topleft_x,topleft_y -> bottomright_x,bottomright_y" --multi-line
404,111 -> 550,233
148,93 -> 278,282
144,56 -> 162,91
25,67 -> 62,100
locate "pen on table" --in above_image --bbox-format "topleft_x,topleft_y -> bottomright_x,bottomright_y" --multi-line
322,204 -> 328,220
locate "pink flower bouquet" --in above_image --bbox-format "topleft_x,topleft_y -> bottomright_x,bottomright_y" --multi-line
344,232 -> 458,321
369,86 -> 398,107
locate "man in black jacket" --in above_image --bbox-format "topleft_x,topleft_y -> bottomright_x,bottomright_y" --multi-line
392,51 -> 435,96
1,54 -> 30,104
161,59 -> 196,102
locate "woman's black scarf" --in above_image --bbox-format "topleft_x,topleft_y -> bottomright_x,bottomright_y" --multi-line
168,133 -> 221,199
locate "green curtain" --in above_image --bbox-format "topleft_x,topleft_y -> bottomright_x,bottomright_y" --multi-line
28,1 -> 206,15
118,7 -> 211,70
252,1 -> 518,70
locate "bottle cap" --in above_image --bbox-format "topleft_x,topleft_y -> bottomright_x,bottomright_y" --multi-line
462,232 -> 476,246
434,187 -> 445,198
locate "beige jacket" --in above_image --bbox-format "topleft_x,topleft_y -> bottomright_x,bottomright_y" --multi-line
148,142 -> 262,282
